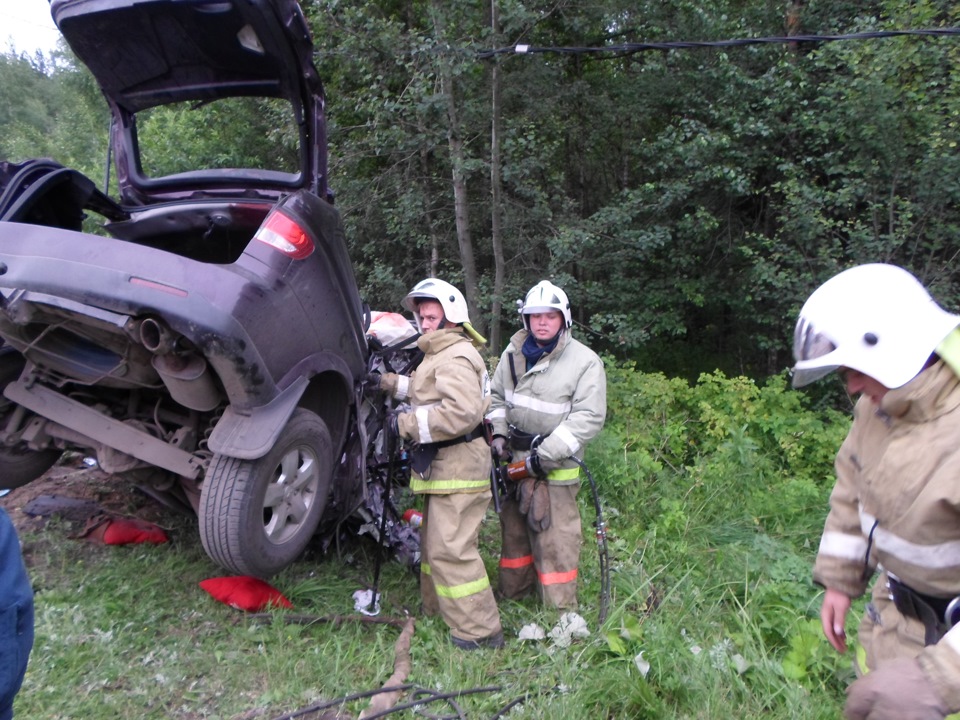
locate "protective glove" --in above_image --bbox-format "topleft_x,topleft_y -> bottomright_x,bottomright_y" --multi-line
517,477 -> 536,514
383,409 -> 402,448
490,435 -> 510,460
366,372 -> 400,396
526,480 -> 551,533
363,372 -> 383,395
525,452 -> 546,478
843,658 -> 950,720
525,450 -> 562,478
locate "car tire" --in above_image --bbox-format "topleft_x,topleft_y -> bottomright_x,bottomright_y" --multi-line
0,349 -> 62,489
198,408 -> 333,578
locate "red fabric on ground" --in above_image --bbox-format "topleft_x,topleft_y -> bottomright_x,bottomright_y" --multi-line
101,518 -> 169,545
199,576 -> 293,612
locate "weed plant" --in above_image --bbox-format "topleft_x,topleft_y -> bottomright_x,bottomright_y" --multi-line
13,364 -> 858,719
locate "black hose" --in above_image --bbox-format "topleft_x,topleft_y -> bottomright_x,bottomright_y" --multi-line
570,455 -> 610,625
367,404 -> 396,614
269,683 -> 416,719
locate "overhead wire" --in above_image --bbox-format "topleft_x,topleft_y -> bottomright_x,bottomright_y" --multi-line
476,27 -> 960,60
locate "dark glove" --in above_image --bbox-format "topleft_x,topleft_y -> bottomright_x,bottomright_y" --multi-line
367,372 -> 401,396
526,480 -> 551,533
490,435 -> 510,460
364,372 -> 383,395
516,477 -> 551,532
383,409 -> 402,447
518,477 -> 536,514
844,658 -> 949,720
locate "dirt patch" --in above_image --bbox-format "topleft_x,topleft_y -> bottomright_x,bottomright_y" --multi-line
0,452 -> 178,536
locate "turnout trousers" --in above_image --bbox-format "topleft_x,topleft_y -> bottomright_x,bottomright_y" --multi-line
420,491 -> 502,643
498,482 -> 581,609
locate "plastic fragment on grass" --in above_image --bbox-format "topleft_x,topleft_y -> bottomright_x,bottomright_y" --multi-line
634,651 -> 651,677
548,612 -> 590,647
518,623 -> 546,640
732,653 -> 750,674
353,589 -> 381,616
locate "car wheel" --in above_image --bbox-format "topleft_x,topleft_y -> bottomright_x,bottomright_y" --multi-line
0,349 -> 62,489
198,408 -> 333,577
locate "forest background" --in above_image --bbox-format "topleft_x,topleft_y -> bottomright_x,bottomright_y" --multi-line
2,0 -> 960,718
5,0 -> 960,375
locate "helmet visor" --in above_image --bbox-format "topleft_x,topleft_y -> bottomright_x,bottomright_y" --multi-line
792,317 -> 839,387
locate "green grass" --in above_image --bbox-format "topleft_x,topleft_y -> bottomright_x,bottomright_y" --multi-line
12,369 -> 856,719
12,493 -> 848,720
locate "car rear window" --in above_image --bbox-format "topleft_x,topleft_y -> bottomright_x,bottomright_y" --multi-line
135,96 -> 301,178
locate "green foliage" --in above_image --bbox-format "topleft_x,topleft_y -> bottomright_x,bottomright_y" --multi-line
587,364 -> 853,715
5,2 -> 960,381
136,98 -> 301,177
6,363 -> 857,718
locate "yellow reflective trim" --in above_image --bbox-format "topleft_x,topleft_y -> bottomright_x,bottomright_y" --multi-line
547,467 -> 580,481
856,643 -> 869,675
936,327 -> 960,378
421,562 -> 432,576
409,478 -> 489,493
434,574 -> 491,599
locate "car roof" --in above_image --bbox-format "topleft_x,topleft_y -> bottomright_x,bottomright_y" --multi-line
50,0 -> 322,114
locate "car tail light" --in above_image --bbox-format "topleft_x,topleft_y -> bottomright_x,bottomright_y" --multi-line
254,209 -> 315,259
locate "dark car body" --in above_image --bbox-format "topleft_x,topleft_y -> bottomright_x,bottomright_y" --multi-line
0,0 -> 382,577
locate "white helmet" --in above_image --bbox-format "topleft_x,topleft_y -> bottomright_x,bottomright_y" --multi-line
402,278 -> 471,331
520,280 -> 572,331
792,263 -> 960,389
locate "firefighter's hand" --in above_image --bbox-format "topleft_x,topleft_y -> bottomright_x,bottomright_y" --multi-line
490,435 -> 510,460
379,373 -> 400,395
844,658 -> 949,720
821,587 -> 851,653
364,372 -> 383,395
525,451 -> 562,478
383,410 -> 402,446
525,452 -> 546,478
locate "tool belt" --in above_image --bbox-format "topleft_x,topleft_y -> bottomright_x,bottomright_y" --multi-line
507,426 -> 540,451
888,574 -> 960,646
409,424 -> 485,475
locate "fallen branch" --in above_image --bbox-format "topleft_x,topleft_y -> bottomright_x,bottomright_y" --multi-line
358,617 -> 416,719
242,613 -> 409,629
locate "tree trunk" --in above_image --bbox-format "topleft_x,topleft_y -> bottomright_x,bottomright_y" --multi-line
488,0 -> 505,354
432,3 -> 482,332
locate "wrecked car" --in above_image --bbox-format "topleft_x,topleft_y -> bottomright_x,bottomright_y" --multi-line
0,0 -> 415,577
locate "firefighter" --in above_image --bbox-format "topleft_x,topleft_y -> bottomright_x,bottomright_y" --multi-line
369,278 -> 503,650
0,506 -> 33,720
486,280 -> 606,609
792,263 -> 960,720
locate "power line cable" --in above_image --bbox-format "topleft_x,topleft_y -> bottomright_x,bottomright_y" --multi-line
476,27 -> 960,60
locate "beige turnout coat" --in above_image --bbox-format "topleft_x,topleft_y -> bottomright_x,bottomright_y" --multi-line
813,360 -> 960,708
393,328 -> 491,494
486,329 -> 606,482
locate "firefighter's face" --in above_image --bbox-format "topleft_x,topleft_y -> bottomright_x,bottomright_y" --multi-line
417,300 -> 446,333
839,367 -> 889,404
529,310 -> 563,343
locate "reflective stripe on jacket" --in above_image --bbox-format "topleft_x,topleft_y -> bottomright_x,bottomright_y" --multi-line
487,328 -> 606,484
395,328 -> 491,494
813,360 -> 960,707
